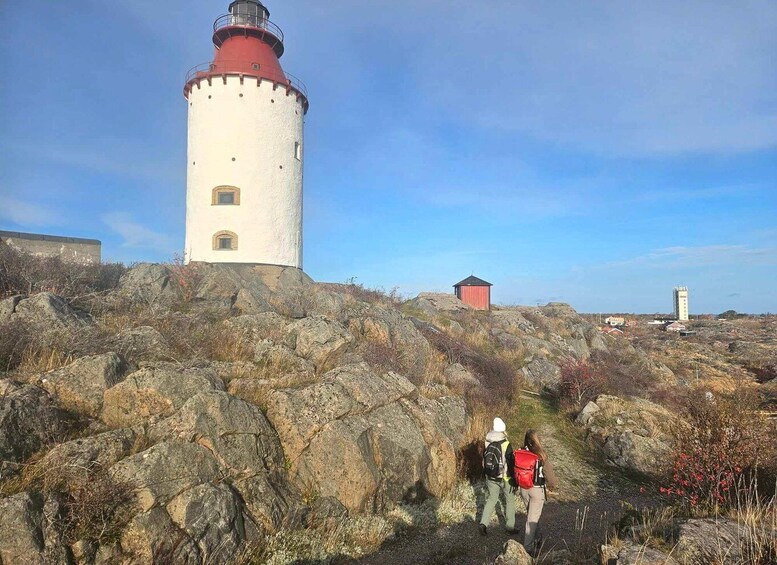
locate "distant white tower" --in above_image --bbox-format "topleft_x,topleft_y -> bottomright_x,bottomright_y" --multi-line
674,286 -> 689,321
184,0 -> 308,267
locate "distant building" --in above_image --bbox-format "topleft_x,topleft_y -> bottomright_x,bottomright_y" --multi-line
674,286 -> 689,321
600,326 -> 624,335
453,275 -> 492,310
605,316 -> 625,327
0,230 -> 101,264
664,321 -> 686,332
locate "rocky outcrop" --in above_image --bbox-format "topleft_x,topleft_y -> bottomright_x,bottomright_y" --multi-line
675,518 -> 744,564
0,492 -> 44,564
406,293 -> 472,316
101,363 -> 225,427
577,394 -> 675,476
117,263 -> 177,306
600,542 -> 679,564
284,316 -> 354,373
0,295 -> 23,322
39,353 -> 128,418
108,326 -> 171,363
0,382 -> 78,463
10,292 -> 90,328
266,362 -> 467,512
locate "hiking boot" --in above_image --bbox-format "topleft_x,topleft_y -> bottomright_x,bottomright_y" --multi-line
478,523 -> 487,536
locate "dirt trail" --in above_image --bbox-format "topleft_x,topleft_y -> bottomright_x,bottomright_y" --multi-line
347,397 -> 656,564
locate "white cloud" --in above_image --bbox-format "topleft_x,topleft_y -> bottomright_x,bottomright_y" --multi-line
605,244 -> 777,269
102,212 -> 175,250
0,196 -> 59,227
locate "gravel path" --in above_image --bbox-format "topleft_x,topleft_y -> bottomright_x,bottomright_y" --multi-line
347,487 -> 656,565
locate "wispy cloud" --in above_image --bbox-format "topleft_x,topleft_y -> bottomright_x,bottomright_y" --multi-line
605,244 -> 777,269
0,196 -> 60,227
101,212 -> 175,250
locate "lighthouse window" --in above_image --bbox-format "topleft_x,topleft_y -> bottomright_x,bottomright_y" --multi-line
294,142 -> 301,160
212,230 -> 238,251
218,192 -> 235,205
212,186 -> 241,205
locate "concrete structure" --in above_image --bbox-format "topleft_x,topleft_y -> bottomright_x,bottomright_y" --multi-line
664,321 -> 686,332
453,276 -> 492,310
673,286 -> 689,321
605,316 -> 625,327
0,230 -> 100,264
184,0 -> 308,267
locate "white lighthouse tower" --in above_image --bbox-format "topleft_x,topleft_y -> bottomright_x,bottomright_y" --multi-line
184,0 -> 308,267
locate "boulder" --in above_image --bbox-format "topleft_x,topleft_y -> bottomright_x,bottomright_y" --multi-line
39,352 -> 127,417
167,483 -> 254,562
110,441 -> 220,511
233,473 -> 304,532
575,401 -> 601,426
601,542 -> 678,564
493,539 -> 533,564
540,302 -> 581,321
108,326 -> 170,362
225,312 -> 290,340
117,263 -> 177,306
521,357 -> 562,389
120,507 -> 199,565
254,341 -> 315,376
13,292 -> 90,328
492,309 -> 535,333
266,363 -> 467,512
284,316 -> 354,372
0,492 -> 44,564
0,294 -> 23,322
39,428 -> 139,476
602,431 -> 672,476
101,363 -> 225,427
406,292 -> 472,316
150,391 -> 284,476
0,383 -> 77,463
675,518 -> 743,564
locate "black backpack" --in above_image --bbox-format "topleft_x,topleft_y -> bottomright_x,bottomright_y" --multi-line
483,440 -> 507,479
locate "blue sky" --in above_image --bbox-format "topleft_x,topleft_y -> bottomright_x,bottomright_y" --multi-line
1,1 -> 776,313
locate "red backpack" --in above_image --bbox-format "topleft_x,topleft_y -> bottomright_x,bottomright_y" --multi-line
513,448 -> 540,489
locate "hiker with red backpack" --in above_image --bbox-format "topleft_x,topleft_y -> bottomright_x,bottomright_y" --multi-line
514,429 -> 557,554
478,417 -> 517,535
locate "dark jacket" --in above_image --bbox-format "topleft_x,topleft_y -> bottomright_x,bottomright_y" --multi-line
485,431 -> 515,483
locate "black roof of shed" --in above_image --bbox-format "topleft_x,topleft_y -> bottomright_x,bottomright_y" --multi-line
453,275 -> 492,287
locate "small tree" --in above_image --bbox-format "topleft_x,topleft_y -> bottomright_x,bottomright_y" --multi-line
559,359 -> 606,407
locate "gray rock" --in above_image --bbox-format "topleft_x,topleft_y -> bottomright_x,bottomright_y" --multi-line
225,312 -> 290,340
0,492 -> 44,564
0,295 -> 23,322
616,542 -> 679,564
284,315 -> 354,372
0,383 -> 77,462
306,496 -> 348,528
39,352 -> 127,417
676,518 -> 743,564
575,401 -> 600,426
108,326 -> 170,362
406,292 -> 472,316
493,539 -> 532,564
233,473 -> 304,533
167,483 -> 249,562
117,263 -> 177,306
602,431 -> 671,476
13,292 -> 90,328
120,507 -> 199,565
110,441 -> 220,511
101,363 -> 225,427
150,391 -> 284,475
39,428 -> 139,476
521,357 -> 562,389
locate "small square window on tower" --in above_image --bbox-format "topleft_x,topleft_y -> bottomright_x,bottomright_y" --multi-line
218,191 -> 235,205
294,141 -> 302,161
218,237 -> 233,250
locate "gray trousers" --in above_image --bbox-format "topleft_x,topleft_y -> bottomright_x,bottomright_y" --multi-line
520,486 -> 546,550
480,479 -> 516,530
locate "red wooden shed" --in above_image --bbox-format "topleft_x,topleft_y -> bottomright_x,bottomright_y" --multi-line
453,275 -> 492,310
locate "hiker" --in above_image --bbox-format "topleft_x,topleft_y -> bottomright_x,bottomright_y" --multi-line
479,417 -> 516,535
516,429 -> 557,554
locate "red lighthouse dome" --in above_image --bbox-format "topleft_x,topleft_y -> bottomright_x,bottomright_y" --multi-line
184,0 -> 308,113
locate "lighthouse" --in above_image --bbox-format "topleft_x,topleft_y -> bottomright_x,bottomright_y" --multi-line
184,0 -> 308,267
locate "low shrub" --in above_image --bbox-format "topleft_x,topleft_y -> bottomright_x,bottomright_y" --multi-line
0,242 -> 126,298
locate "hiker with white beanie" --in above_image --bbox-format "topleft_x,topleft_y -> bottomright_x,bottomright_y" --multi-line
478,417 -> 517,535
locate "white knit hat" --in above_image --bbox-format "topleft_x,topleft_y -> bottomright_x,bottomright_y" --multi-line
493,417 -> 506,433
